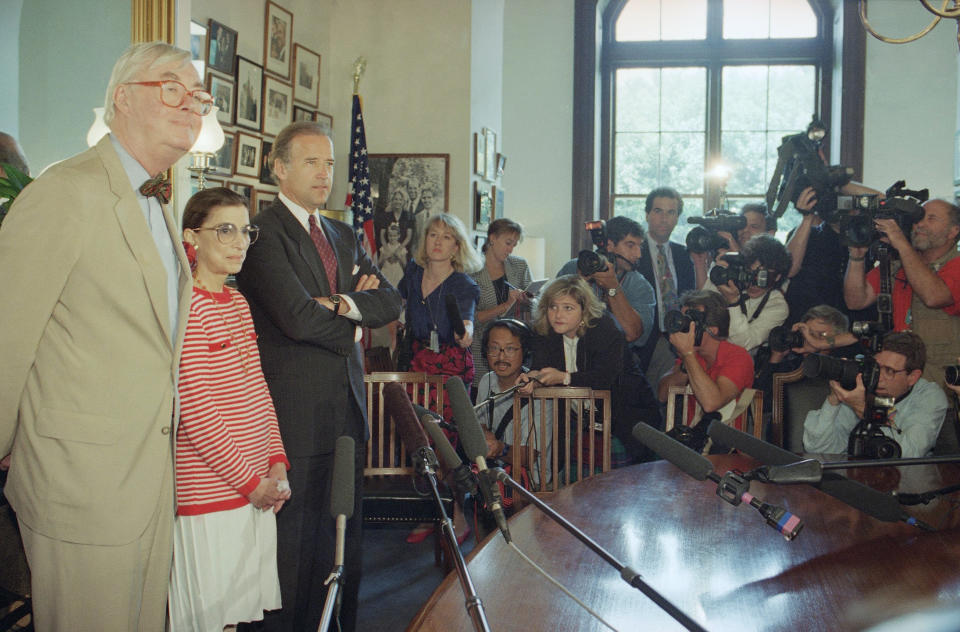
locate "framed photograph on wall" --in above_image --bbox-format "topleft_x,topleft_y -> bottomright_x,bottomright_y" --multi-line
236,132 -> 262,178
368,154 -> 450,283
207,19 -> 237,76
262,76 -> 292,137
260,141 -> 276,185
315,111 -> 333,135
227,181 -> 254,205
293,44 -> 320,107
207,73 -> 234,125
235,56 -> 263,131
482,127 -> 497,182
264,1 -> 293,79
256,190 -> 278,216
492,185 -> 505,219
210,132 -> 235,177
474,181 -> 492,230
190,20 -> 207,80
293,106 -> 314,122
474,132 -> 485,178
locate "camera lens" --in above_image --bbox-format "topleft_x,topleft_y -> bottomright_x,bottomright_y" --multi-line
946,366 -> 960,386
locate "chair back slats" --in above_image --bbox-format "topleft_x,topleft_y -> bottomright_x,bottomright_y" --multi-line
665,385 -> 765,448
364,372 -> 444,477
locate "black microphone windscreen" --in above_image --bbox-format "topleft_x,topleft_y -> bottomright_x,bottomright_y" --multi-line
706,420 -> 906,523
445,294 -> 467,337
632,423 -> 713,481
446,377 -> 488,462
422,415 -> 464,471
383,382 -> 429,454
330,436 -> 355,519
411,402 -> 441,421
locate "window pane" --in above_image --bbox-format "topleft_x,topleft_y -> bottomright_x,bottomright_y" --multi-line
661,68 -> 706,131
722,66 -> 768,131
616,68 -> 660,132
767,65 -> 815,130
662,132 -> 705,193
723,0 -> 817,40
666,198 -> 702,244
613,197 -> 646,224
616,0 -> 706,42
722,132 -> 766,194
615,132 -> 660,194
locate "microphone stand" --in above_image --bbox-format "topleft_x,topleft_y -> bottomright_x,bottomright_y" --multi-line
491,467 -> 708,632
414,446 -> 492,632
318,515 -> 345,632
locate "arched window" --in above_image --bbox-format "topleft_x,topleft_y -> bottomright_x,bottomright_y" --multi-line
601,0 -> 832,241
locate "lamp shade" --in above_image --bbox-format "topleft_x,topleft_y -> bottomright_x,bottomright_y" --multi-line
189,107 -> 225,154
86,107 -> 110,147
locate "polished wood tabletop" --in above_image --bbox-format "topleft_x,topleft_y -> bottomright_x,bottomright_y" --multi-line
407,455 -> 960,632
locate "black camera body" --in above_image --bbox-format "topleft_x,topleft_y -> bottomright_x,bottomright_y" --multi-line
837,181 -> 928,248
664,308 -> 708,348
576,220 -> 616,276
685,212 -> 747,254
768,325 -> 805,353
848,400 -> 902,459
801,353 -> 881,392
945,365 -> 960,386
708,252 -> 773,292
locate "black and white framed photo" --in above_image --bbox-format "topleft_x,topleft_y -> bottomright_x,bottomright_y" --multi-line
293,44 -> 320,107
190,20 -> 207,80
210,132 -> 235,177
483,127 -> 497,182
206,73 -> 234,125
316,110 -> 333,135
293,106 -> 314,122
264,1 -> 293,79
227,181 -> 254,206
474,132 -> 485,178
207,19 -> 237,76
236,132 -> 262,178
260,141 -> 276,186
235,56 -> 263,132
262,76 -> 292,137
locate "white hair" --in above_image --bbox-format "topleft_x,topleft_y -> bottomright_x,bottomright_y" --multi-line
103,41 -> 192,126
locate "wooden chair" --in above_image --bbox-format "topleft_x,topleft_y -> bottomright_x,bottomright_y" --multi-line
509,387 -> 612,496
771,367 -> 831,452
363,372 -> 453,568
664,385 -> 764,446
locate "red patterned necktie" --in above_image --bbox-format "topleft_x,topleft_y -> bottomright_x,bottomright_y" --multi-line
308,215 -> 338,293
139,174 -> 171,204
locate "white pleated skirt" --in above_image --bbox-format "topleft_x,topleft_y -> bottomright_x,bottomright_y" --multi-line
168,504 -> 282,632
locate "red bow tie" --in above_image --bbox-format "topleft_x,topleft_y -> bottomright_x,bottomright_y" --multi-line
139,174 -> 171,204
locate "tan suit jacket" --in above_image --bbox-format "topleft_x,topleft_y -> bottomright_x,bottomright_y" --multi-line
0,136 -> 191,545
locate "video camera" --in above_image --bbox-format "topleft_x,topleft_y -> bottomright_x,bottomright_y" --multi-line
837,180 -> 928,248
685,211 -> 746,254
708,252 -> 775,292
801,352 -> 901,458
576,220 -> 615,276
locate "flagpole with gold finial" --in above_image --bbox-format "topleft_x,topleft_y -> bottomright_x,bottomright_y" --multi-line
352,56 -> 367,95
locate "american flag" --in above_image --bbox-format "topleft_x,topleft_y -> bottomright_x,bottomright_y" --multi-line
346,94 -> 375,257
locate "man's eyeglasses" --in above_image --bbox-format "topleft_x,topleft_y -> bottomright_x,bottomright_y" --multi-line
192,223 -> 260,245
876,363 -> 909,379
125,80 -> 214,115
487,345 -> 521,357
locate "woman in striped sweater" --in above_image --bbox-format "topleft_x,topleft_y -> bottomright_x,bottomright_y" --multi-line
168,187 -> 291,631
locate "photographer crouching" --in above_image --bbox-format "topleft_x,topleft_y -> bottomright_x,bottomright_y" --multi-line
802,332 -> 947,458
702,234 -> 791,354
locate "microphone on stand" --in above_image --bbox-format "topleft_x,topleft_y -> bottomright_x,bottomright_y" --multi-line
445,294 -> 467,339
632,424 -> 803,540
383,383 -> 439,475
447,376 -> 512,543
420,408 -> 479,497
318,435 -> 356,632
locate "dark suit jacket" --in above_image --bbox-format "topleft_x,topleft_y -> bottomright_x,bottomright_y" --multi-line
236,200 -> 402,457
529,313 -> 625,390
635,240 -> 695,370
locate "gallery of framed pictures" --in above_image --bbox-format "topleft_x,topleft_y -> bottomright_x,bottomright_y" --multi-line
367,154 -> 450,288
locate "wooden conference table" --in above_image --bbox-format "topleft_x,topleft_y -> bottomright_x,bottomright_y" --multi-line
408,454 -> 960,631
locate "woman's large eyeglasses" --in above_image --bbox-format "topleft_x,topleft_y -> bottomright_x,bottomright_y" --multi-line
192,223 -> 260,245
125,80 -> 214,115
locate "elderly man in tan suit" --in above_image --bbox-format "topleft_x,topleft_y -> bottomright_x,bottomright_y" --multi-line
0,42 -> 207,631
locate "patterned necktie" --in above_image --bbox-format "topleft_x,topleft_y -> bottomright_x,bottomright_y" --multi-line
139,174 -> 171,204
657,243 -> 680,317
308,215 -> 338,294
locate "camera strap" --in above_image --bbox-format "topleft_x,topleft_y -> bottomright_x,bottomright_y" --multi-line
738,289 -> 773,324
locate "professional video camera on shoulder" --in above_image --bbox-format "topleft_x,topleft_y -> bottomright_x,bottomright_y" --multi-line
685,210 -> 746,254
838,180 -> 928,248
576,220 -> 615,275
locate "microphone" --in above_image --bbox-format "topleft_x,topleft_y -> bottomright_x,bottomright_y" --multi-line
706,420 -> 908,523
446,376 -> 512,543
330,436 -> 355,567
421,410 -> 479,497
445,294 -> 467,338
383,382 -> 439,474
632,423 -> 803,540
411,402 -> 456,431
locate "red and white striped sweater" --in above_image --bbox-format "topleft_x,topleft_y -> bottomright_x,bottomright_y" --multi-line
175,286 -> 289,516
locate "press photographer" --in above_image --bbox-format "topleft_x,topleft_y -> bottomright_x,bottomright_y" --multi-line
701,234 -> 791,353
802,332 -> 947,458
558,216 -> 656,351
844,197 -> 960,388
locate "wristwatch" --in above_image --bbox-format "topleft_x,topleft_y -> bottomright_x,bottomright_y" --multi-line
607,286 -> 620,298
330,294 -> 342,316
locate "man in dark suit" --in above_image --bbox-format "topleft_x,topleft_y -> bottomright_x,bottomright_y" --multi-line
236,121 -> 402,632
635,187 -> 696,381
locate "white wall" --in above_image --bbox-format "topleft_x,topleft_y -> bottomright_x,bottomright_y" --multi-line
862,0 -> 957,199
502,0 -> 575,277
18,0 -> 129,172
0,0 -> 24,140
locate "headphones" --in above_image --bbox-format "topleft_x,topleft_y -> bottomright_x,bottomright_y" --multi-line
482,318 -> 533,365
